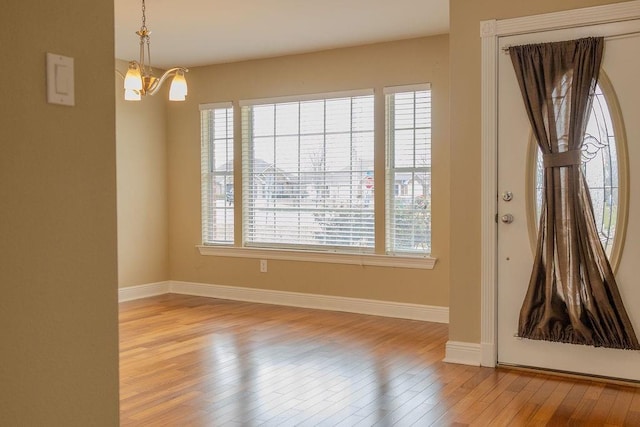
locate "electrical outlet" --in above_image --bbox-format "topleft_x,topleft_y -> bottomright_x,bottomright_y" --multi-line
260,259 -> 268,273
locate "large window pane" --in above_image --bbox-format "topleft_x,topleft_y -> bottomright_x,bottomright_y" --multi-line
243,93 -> 375,251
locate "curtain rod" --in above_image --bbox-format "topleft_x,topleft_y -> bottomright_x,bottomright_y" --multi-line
500,30 -> 640,54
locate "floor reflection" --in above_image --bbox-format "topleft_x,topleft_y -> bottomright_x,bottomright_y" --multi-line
193,310 -> 440,425
119,295 -> 449,426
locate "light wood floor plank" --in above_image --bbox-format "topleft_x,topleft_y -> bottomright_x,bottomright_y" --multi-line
119,294 -> 639,426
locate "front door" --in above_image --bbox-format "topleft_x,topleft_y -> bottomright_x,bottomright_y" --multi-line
497,20 -> 640,380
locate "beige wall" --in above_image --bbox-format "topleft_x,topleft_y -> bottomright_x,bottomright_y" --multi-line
0,2 -> 119,425
116,60 -> 170,287
166,36 -> 450,307
448,0 -> 633,344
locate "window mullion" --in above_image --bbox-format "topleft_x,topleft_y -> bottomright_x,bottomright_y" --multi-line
323,100 -> 327,246
297,103 -> 302,243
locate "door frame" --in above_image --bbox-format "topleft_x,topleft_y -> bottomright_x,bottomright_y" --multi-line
480,0 -> 640,367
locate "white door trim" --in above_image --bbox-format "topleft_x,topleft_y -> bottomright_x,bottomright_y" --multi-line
480,0 -> 640,368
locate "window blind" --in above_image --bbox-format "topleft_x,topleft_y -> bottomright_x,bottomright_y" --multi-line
200,103 -> 234,244
241,92 -> 375,251
385,85 -> 432,255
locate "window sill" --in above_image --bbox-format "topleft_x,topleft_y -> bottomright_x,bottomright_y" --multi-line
197,245 -> 437,270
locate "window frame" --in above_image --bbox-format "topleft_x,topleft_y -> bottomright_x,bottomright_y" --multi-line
240,89 -> 375,253
384,84 -> 432,256
200,102 -> 235,246
198,89 -> 437,270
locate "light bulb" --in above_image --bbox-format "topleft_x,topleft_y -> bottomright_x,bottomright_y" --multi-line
169,70 -> 188,101
124,62 -> 143,91
124,89 -> 141,101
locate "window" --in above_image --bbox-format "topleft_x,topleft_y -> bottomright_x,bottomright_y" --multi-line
200,86 -> 435,266
532,80 -> 626,262
385,85 -> 432,255
201,103 -> 234,244
241,91 -> 375,251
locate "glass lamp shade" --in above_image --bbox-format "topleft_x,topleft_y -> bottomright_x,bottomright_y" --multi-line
169,71 -> 188,101
124,63 -> 143,91
124,89 -> 142,101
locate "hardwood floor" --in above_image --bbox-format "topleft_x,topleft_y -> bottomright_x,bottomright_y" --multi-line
119,294 -> 640,426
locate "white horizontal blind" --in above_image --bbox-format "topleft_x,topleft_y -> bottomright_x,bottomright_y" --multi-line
385,86 -> 431,255
242,93 -> 375,251
201,104 -> 234,244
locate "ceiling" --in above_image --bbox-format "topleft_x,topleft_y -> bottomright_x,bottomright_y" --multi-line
114,0 -> 449,69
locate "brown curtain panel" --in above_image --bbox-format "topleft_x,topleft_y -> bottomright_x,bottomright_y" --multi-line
509,37 -> 639,350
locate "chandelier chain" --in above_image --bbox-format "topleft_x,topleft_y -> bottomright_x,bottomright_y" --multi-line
141,0 -> 147,32
138,0 -> 150,73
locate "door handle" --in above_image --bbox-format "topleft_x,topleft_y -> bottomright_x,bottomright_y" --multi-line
501,214 -> 514,224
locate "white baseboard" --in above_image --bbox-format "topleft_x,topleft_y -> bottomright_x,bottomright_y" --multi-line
443,341 -> 481,366
118,281 -> 170,302
119,280 -> 448,324
171,281 -> 448,323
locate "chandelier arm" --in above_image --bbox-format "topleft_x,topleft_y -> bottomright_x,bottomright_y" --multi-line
145,67 -> 189,96
145,37 -> 152,74
115,69 -> 126,80
139,38 -> 145,69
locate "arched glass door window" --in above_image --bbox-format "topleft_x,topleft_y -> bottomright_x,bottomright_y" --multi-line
531,77 -> 628,268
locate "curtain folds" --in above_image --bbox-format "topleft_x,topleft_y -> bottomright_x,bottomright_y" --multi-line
509,37 -> 639,350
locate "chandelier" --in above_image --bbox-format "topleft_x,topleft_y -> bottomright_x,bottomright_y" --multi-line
122,0 -> 188,101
